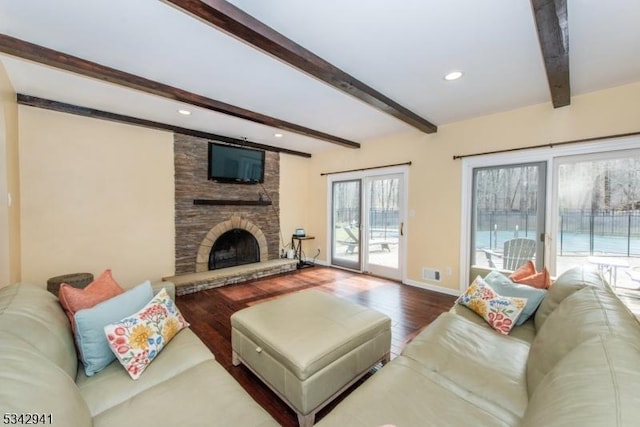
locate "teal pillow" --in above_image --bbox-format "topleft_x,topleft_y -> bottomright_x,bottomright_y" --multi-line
484,270 -> 547,326
74,281 -> 153,376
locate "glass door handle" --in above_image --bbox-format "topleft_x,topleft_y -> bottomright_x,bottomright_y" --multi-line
400,222 -> 404,236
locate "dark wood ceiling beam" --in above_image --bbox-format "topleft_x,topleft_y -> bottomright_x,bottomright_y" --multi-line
0,33 -> 357,149
531,0 -> 570,108
17,94 -> 312,158
162,0 -> 438,134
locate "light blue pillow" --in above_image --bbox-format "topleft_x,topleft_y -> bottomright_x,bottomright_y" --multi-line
484,270 -> 547,326
74,281 -> 153,376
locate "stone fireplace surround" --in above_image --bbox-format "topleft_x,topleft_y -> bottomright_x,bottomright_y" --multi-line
173,134 -> 281,276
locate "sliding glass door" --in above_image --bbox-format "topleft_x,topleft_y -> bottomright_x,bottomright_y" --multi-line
463,137 -> 640,291
364,174 -> 403,280
331,179 -> 362,270
553,150 -> 640,288
329,168 -> 407,280
470,162 -> 546,273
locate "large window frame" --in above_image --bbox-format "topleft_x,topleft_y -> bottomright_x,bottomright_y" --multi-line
470,161 -> 547,272
460,135 -> 640,292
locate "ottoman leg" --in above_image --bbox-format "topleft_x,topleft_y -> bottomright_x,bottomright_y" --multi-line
232,350 -> 241,366
297,412 -> 314,427
382,352 -> 391,365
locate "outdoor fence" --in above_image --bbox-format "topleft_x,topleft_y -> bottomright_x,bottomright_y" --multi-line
334,208 -> 399,239
477,210 -> 640,257
336,208 -> 640,256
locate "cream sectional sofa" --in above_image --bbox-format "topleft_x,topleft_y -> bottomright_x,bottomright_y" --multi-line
318,266 -> 640,426
0,281 -> 277,427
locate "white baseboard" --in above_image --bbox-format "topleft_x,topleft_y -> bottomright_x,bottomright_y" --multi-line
404,278 -> 461,297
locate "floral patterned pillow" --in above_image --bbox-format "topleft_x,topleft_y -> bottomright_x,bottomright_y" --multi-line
104,288 -> 189,379
456,276 -> 527,335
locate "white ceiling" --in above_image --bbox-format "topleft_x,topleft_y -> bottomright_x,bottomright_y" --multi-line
1,0 -> 639,154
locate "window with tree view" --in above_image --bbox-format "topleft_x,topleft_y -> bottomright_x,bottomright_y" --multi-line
471,162 -> 546,273
554,152 -> 640,287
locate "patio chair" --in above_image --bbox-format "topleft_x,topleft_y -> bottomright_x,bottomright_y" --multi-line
340,226 -> 359,254
483,238 -> 536,271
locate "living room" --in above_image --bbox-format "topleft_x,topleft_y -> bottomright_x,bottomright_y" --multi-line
2,1 -> 640,426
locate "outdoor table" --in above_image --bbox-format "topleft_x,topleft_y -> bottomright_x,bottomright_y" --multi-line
587,256 -> 629,288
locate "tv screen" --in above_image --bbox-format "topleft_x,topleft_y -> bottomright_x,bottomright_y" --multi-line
208,143 -> 265,183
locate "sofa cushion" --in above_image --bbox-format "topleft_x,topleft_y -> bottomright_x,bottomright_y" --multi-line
77,328 -> 215,416
527,285 -> 640,395
59,269 -> 124,329
484,270 -> 547,325
521,335 -> 640,427
456,276 -> 527,335
534,265 -> 607,330
0,332 -> 92,427
449,303 -> 536,343
104,288 -> 189,379
316,355 -> 522,427
74,281 -> 153,376
402,312 -> 530,420
0,283 -> 78,377
92,359 -> 279,427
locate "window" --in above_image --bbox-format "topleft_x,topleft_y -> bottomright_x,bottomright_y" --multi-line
552,150 -> 640,285
460,136 -> 640,290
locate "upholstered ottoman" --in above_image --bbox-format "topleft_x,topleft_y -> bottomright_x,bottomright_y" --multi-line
231,290 -> 391,427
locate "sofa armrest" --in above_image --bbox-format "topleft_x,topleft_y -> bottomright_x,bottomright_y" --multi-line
151,281 -> 175,300
121,281 -> 176,300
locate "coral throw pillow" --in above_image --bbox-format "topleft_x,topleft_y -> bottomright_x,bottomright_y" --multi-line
508,261 -> 552,289
59,269 -> 124,328
456,276 -> 527,335
508,260 -> 536,282
516,268 -> 552,289
104,288 -> 189,380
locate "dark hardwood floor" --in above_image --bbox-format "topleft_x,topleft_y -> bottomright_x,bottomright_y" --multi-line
176,266 -> 456,426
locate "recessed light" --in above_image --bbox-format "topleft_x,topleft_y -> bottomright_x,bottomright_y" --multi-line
444,71 -> 464,81
178,109 -> 191,115
274,133 -> 283,138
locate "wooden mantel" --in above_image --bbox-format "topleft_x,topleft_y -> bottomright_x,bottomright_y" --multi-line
193,199 -> 272,206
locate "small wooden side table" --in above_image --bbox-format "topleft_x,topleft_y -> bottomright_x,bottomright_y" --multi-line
47,272 -> 94,297
291,235 -> 315,269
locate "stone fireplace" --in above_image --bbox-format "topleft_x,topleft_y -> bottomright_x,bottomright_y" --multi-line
195,216 -> 268,273
167,134 -> 297,295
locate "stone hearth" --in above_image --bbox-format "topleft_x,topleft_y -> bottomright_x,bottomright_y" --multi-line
163,259 -> 298,296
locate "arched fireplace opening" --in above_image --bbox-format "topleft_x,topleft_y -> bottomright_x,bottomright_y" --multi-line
209,228 -> 259,270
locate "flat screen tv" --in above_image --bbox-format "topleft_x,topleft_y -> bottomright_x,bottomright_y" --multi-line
208,142 -> 265,184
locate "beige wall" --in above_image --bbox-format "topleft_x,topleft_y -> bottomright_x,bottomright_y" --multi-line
279,154 -> 311,255
18,107 -> 175,287
10,80 -> 640,294
305,82 -> 640,292
0,61 -> 20,287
